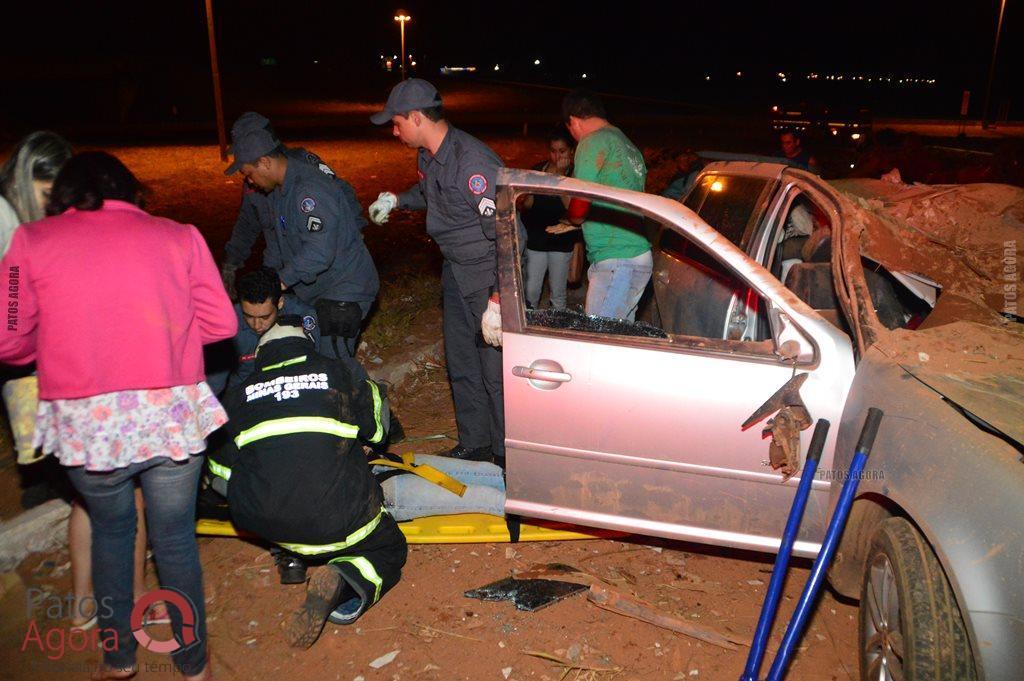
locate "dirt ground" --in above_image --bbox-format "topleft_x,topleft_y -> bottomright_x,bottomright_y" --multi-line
0,108 -> 862,679
1,376 -> 859,680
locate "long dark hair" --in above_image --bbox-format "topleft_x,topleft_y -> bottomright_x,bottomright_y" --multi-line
47,152 -> 144,215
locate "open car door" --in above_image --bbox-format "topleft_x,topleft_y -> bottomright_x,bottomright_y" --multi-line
497,169 -> 855,557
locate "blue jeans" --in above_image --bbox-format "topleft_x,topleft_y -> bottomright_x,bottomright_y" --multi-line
66,456 -> 207,675
585,251 -> 653,322
377,454 -> 506,521
525,249 -> 573,310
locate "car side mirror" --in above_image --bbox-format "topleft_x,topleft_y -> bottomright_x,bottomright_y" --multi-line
768,307 -> 815,364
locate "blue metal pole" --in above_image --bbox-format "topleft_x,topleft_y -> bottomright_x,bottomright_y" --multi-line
739,419 -> 830,681
765,408 -> 884,681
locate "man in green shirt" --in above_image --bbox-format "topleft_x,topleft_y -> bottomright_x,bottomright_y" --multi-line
553,89 -> 651,321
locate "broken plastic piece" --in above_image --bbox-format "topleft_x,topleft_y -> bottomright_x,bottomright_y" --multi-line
464,577 -> 587,612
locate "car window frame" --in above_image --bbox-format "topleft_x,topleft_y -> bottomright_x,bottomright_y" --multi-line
495,170 -> 828,368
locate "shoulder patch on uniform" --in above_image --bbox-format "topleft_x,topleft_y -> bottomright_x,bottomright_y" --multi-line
307,216 -> 323,232
302,315 -> 317,332
317,162 -> 335,176
300,197 -> 316,213
468,174 -> 488,195
478,197 -> 496,217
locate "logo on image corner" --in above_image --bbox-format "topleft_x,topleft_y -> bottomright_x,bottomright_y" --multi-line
130,588 -> 199,654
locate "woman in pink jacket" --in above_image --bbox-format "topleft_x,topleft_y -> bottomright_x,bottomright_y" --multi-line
0,152 -> 236,680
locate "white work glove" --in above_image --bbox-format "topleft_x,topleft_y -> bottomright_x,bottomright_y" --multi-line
369,191 -> 398,225
481,296 -> 502,347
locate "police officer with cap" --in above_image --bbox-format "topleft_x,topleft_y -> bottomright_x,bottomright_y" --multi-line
221,113 -> 365,298
369,79 -> 504,464
224,112 -> 379,363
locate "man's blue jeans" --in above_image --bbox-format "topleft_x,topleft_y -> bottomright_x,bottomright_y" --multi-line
585,250 -> 654,322
66,456 -> 207,676
377,454 -> 506,521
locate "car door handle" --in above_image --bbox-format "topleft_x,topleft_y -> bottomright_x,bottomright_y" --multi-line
655,269 -> 670,283
512,361 -> 571,387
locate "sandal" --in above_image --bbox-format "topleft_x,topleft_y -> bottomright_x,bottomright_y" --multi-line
70,614 -> 98,632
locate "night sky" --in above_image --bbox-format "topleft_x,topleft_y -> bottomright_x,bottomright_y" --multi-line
1,1 -> 1020,125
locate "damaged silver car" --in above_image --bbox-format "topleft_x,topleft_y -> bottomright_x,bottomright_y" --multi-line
494,163 -> 1024,680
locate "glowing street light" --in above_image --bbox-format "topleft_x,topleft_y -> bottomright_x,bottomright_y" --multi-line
394,10 -> 411,80
534,59 -> 541,66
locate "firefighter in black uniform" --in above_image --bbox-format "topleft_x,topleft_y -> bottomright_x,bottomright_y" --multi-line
369,79 -> 505,465
208,322 -> 407,649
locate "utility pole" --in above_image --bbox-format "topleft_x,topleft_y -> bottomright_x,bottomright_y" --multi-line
205,0 -> 228,160
981,0 -> 1007,129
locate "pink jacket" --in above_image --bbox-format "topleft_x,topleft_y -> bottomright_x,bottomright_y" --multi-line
0,201 -> 237,399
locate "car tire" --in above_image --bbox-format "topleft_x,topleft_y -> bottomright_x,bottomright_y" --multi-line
859,517 -> 975,681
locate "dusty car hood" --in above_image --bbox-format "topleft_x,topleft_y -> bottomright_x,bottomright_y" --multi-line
832,179 -> 1024,307
875,321 -> 1024,446
830,179 -> 1024,445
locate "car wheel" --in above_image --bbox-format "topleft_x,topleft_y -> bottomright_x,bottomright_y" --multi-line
859,517 -> 975,681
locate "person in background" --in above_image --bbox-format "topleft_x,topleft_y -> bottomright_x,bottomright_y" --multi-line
779,130 -> 820,174
0,152 -> 236,680
520,128 -> 579,310
660,148 -> 703,202
550,89 -> 651,322
0,131 -> 72,255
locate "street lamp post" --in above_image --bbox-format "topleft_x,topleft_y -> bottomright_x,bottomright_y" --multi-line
394,11 -> 411,80
981,0 -> 1007,129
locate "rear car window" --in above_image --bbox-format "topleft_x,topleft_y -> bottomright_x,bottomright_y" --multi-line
683,174 -> 770,249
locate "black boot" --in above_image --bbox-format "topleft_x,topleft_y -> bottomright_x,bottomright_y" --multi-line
445,444 -> 493,462
270,548 -> 308,585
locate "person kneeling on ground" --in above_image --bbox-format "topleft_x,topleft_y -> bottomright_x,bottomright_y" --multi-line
208,322 -> 407,648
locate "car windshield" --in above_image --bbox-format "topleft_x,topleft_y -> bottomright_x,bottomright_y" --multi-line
683,174 -> 770,249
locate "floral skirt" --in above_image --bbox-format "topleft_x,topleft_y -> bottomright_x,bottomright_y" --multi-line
34,382 -> 228,472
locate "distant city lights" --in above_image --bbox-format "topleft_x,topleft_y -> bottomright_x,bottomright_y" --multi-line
706,69 -> 939,86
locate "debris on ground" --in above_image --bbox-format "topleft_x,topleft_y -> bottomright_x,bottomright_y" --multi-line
587,583 -> 744,651
464,577 -> 587,612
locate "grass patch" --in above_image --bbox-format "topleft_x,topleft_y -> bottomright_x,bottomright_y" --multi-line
362,272 -> 442,353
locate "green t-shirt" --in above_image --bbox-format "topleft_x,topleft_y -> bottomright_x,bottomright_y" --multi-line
572,125 -> 649,263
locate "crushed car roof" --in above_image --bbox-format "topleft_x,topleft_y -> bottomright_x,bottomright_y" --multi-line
831,179 -> 1024,444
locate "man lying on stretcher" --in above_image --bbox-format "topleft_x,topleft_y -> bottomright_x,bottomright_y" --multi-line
204,321 -> 505,588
